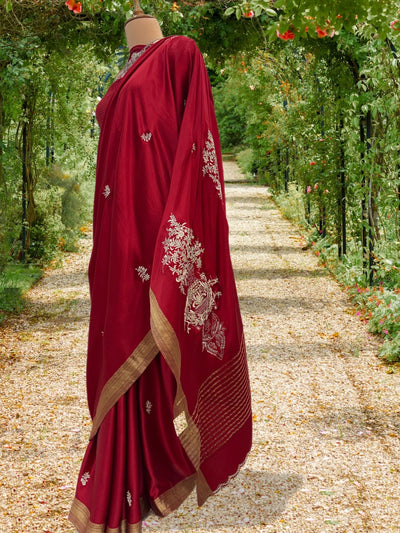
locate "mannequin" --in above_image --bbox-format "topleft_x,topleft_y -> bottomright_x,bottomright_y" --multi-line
124,0 -> 163,48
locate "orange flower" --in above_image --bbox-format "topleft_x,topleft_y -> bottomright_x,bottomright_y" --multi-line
65,0 -> 82,13
276,29 -> 295,41
316,26 -> 328,37
172,2 -> 179,11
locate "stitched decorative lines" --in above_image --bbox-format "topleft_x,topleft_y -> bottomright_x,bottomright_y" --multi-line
202,130 -> 223,200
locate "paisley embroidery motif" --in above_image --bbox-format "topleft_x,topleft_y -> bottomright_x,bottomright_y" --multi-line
202,312 -> 225,359
162,214 -> 225,359
102,185 -> 111,198
185,274 -> 221,332
202,130 -> 223,200
126,490 -> 132,507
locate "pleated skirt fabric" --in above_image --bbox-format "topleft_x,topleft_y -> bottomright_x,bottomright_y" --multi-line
70,353 -> 196,532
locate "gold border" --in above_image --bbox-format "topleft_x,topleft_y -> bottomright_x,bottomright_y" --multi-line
69,498 -> 143,532
153,474 -> 197,516
90,330 -> 159,439
150,290 -> 202,471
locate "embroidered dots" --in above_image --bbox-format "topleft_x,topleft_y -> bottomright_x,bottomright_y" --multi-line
141,132 -> 152,142
145,400 -> 152,414
81,472 -> 90,486
135,266 -> 150,282
127,490 -> 133,507
103,185 -> 111,198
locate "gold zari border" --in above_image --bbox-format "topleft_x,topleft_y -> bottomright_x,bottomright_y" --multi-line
90,330 -> 159,439
69,498 -> 142,532
153,474 -> 197,515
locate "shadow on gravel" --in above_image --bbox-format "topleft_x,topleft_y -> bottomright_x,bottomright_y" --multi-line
235,267 -> 325,281
307,407 -> 400,442
152,469 -> 303,530
240,295 -> 331,313
38,270 -> 88,289
230,244 -> 307,255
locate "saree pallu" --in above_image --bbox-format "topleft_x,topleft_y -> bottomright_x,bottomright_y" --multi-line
69,36 -> 252,533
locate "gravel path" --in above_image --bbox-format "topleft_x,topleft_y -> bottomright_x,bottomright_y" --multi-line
1,161 -> 400,532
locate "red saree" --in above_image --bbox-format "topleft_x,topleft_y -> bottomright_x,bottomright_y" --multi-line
69,36 -> 252,533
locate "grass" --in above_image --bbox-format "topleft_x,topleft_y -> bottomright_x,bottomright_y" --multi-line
0,264 -> 42,321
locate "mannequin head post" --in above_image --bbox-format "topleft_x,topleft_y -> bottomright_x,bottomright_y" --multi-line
124,1 -> 164,48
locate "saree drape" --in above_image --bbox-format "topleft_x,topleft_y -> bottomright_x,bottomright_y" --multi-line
69,35 -> 252,533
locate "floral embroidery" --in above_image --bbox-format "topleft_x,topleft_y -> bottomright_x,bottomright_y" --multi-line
191,143 -> 197,153
141,132 -> 152,142
136,266 -> 150,282
202,312 -> 225,359
145,400 -> 152,414
185,274 -> 221,332
103,185 -> 111,198
81,472 -> 90,486
127,490 -> 132,507
162,214 -> 225,359
202,130 -> 223,200
162,214 -> 204,294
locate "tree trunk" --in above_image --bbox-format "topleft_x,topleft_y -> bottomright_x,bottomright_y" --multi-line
20,84 -> 37,260
360,110 -> 374,285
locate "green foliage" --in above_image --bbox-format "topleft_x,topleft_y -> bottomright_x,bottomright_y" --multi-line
0,263 -> 41,321
213,84 -> 247,150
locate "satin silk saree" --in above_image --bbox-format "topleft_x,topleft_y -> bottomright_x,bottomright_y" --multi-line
69,36 -> 252,533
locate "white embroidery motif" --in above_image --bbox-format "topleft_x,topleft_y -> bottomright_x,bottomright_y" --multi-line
145,400 -> 152,414
162,214 -> 225,358
103,185 -> 111,198
191,143 -> 197,153
202,312 -> 226,359
127,490 -> 132,507
81,472 -> 90,486
184,274 -> 221,332
202,130 -> 223,200
136,266 -> 150,282
162,214 -> 204,294
141,132 -> 152,142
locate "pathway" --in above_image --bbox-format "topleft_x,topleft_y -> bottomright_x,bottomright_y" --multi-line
1,162 -> 400,532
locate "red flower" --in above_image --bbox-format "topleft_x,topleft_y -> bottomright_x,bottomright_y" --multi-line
390,20 -> 400,31
244,10 -> 254,18
309,161 -> 316,166
316,26 -> 328,37
65,0 -> 82,13
276,29 -> 295,41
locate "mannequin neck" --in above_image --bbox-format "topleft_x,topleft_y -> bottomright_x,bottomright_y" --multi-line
124,16 -> 163,48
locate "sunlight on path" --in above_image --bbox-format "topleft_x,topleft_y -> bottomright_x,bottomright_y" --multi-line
1,162 -> 400,532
